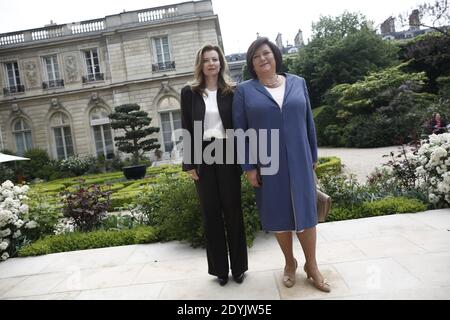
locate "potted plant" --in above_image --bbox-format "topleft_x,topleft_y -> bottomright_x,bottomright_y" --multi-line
109,103 -> 160,180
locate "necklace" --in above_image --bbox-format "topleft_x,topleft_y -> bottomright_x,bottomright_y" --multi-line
261,75 -> 282,88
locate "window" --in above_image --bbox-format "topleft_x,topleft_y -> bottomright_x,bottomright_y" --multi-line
90,107 -> 114,159
83,49 -> 104,83
50,112 -> 74,160
12,118 -> 32,156
43,55 -> 64,89
3,62 -> 24,95
152,36 -> 175,71
160,109 -> 181,153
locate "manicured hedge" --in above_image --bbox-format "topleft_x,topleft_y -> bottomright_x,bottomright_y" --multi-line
361,197 -> 427,216
18,226 -> 158,257
327,197 -> 428,222
316,156 -> 342,177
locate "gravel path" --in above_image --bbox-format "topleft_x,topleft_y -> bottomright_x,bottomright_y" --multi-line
318,146 -> 404,183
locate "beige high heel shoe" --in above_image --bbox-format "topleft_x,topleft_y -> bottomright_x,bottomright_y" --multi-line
304,263 -> 331,293
283,259 -> 298,288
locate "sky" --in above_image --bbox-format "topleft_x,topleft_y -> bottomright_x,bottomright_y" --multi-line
0,0 -> 425,54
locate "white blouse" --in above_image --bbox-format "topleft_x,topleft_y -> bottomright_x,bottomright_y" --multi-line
203,88 -> 227,140
265,80 -> 286,108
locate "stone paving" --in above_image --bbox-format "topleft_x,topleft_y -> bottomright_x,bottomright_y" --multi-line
318,146 -> 404,183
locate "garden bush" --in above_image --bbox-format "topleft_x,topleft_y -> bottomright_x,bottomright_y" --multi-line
25,192 -> 62,239
415,133 -> 450,208
327,196 -> 427,222
61,183 -> 112,232
135,174 -> 205,247
361,197 -> 427,216
135,172 -> 263,248
0,164 -> 15,183
0,181 -> 38,261
59,155 -> 94,177
18,226 -> 158,257
316,157 -> 342,177
21,149 -> 60,181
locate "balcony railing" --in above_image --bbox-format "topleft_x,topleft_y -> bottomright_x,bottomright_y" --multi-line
3,85 -> 25,95
0,32 -> 25,45
32,26 -> 64,41
42,79 -> 65,89
82,73 -> 105,83
0,1 -> 214,47
138,7 -> 178,23
71,19 -> 105,35
152,61 -> 176,72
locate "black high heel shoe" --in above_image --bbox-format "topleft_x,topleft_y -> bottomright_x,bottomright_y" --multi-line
233,272 -> 245,284
217,276 -> 228,286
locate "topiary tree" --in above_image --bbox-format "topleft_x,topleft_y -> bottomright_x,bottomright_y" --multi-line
109,104 -> 160,165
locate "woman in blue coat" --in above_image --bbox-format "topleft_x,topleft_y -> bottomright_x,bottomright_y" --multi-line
233,37 -> 330,292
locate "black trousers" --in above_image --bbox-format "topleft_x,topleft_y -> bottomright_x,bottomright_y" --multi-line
194,140 -> 248,278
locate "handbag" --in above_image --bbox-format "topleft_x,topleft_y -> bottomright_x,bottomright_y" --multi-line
314,171 -> 331,222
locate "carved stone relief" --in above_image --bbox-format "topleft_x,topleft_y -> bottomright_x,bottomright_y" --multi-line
89,92 -> 106,107
63,54 -> 79,83
161,81 -> 171,93
50,98 -> 62,110
11,103 -> 20,114
21,59 -> 41,88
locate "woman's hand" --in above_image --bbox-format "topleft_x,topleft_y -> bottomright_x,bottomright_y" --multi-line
313,162 -> 317,171
187,169 -> 199,181
245,169 -> 262,187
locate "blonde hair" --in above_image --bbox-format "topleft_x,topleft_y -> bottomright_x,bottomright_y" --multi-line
190,44 -> 234,96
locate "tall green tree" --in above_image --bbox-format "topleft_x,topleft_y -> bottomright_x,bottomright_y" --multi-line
109,104 -> 160,165
292,12 -> 399,107
399,33 -> 450,93
317,64 -> 437,147
311,11 -> 368,44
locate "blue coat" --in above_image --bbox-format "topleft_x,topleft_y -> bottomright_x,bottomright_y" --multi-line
232,74 -> 318,232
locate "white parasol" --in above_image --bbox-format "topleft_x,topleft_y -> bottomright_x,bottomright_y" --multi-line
0,152 -> 30,163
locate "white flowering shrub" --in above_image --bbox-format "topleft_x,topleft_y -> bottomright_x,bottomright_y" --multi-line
415,133 -> 450,208
59,155 -> 93,176
53,218 -> 76,235
101,208 -> 150,230
0,180 -> 37,261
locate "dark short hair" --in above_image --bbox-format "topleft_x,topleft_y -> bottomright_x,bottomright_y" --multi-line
246,37 -> 283,79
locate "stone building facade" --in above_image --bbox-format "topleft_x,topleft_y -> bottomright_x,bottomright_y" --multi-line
0,0 -> 222,162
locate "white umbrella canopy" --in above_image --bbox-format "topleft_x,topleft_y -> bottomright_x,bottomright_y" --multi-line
0,152 -> 30,163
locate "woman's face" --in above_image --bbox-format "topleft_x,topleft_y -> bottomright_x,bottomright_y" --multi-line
252,44 -> 276,77
202,50 -> 221,78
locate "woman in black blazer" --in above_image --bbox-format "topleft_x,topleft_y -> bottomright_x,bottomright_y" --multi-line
180,44 -> 248,286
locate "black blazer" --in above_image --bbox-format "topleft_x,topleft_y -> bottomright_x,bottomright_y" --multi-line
180,85 -> 238,173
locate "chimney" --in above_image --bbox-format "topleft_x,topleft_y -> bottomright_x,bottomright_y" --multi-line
275,33 -> 283,50
409,9 -> 420,31
294,29 -> 304,47
380,17 -> 396,35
